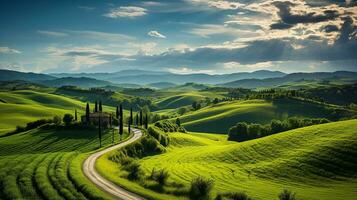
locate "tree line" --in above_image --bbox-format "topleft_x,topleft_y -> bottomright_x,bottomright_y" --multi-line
228,117 -> 330,142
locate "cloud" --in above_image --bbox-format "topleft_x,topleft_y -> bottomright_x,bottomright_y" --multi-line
270,1 -> 340,29
0,47 -> 21,54
37,30 -> 69,37
148,31 -> 166,39
187,0 -> 244,10
189,24 -> 260,38
37,30 -> 134,41
166,67 -> 214,74
104,6 -> 147,18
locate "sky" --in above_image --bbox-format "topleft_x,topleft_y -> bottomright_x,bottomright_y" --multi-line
0,0 -> 356,74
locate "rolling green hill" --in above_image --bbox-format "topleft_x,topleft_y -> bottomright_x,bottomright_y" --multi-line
97,119 -> 357,200
179,98 -> 355,133
0,125 -> 130,200
0,90 -> 87,135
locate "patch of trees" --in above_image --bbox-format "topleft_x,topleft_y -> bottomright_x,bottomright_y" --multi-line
154,119 -> 186,133
228,117 -> 330,142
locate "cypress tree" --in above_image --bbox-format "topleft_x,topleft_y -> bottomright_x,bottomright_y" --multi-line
85,103 -> 90,123
98,116 -> 102,148
176,118 -> 181,126
74,109 -> 77,121
94,101 -> 98,112
145,114 -> 148,129
128,118 -> 131,133
116,106 -> 119,119
119,104 -> 123,139
130,108 -> 133,126
140,110 -> 143,126
136,113 -> 139,127
99,101 -> 102,112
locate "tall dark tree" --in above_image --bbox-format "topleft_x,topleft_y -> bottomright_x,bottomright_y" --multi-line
110,114 -> 114,144
140,110 -> 143,126
136,113 -> 139,127
116,106 -> 119,119
86,102 -> 90,123
145,114 -> 148,129
128,118 -> 131,133
98,116 -> 102,148
119,104 -> 123,139
94,101 -> 98,112
130,107 -> 133,126
74,109 -> 78,121
99,101 -> 102,112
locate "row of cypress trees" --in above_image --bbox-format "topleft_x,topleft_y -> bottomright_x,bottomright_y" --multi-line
85,101 -> 149,148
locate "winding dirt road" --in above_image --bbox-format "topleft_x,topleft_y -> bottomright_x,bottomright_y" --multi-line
83,128 -> 145,200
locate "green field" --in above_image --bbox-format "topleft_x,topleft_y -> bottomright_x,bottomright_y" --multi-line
180,98 -> 355,133
0,125 -> 130,200
97,119 -> 357,200
0,90 -> 119,136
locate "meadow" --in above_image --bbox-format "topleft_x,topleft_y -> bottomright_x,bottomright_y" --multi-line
97,119 -> 357,200
0,124 -> 130,200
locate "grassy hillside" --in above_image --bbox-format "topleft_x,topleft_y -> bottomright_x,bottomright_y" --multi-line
180,98 -> 355,133
0,125 -> 130,200
97,120 -> 357,200
156,91 -> 225,109
0,90 -> 86,135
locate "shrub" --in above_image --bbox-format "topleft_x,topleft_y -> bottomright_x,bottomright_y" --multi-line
226,192 -> 252,200
125,162 -> 141,180
189,176 -> 214,200
278,189 -> 296,200
63,114 -> 74,126
53,115 -> 62,125
156,169 -> 170,185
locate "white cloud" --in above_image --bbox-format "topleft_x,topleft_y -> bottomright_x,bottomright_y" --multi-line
188,0 -> 244,10
0,47 -> 21,54
104,6 -> 147,18
189,24 -> 261,38
223,61 -> 273,71
166,67 -> 214,74
148,31 -> 166,39
37,30 -> 69,37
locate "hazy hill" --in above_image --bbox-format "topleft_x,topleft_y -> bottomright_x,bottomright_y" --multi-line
51,70 -> 286,85
147,82 -> 177,89
40,77 -> 114,88
0,69 -> 55,82
221,71 -> 357,88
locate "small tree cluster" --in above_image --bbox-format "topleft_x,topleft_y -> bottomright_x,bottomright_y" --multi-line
228,117 -> 330,142
189,176 -> 214,200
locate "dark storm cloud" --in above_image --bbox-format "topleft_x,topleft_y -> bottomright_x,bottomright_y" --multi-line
270,1 -> 340,29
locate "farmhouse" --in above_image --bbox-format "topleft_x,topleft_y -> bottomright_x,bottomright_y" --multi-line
81,112 -> 111,126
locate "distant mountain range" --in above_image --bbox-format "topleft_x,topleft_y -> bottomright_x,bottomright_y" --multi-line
220,71 -> 357,88
50,69 -> 286,85
1,69 -> 356,89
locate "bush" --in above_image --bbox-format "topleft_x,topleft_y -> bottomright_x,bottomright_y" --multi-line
189,176 -> 214,200
125,162 -> 141,180
63,114 -> 74,126
53,115 -> 62,125
278,189 -> 296,200
228,122 -> 248,142
150,168 -> 170,185
226,192 -> 252,200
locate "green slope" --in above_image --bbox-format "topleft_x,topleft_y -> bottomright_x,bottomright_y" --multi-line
98,119 -> 357,200
180,98 -> 355,133
0,90 -> 87,135
0,125 -> 130,200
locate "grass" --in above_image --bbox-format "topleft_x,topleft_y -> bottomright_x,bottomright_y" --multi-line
155,91 -> 226,109
0,125 -> 131,200
0,90 -> 118,136
97,119 -> 357,200
179,98 -> 355,133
